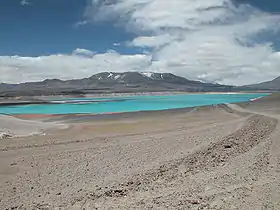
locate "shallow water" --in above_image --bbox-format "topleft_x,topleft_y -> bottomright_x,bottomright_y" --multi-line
0,93 -> 269,115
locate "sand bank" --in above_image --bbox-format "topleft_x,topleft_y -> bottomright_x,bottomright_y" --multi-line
0,114 -> 68,139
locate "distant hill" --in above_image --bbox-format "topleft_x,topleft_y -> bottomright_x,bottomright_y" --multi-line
0,72 -> 233,97
241,76 -> 280,91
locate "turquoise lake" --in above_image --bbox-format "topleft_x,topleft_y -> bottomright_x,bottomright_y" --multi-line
0,93 -> 268,115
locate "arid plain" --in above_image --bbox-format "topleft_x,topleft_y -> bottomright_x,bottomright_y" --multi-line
1,94 -> 280,209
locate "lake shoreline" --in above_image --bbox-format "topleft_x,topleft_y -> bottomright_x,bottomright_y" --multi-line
0,91 -> 270,107
0,93 -> 268,117
2,94 -> 269,132
1,93 -> 280,209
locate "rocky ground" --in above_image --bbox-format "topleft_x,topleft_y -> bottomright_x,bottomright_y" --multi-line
0,94 -> 280,209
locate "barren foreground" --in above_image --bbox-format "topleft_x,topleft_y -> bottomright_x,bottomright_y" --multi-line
1,94 -> 280,209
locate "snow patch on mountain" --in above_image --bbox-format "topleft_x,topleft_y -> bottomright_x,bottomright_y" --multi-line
140,72 -> 154,78
114,75 -> 121,80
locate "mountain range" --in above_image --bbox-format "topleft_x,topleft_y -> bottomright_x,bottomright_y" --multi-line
0,72 -> 279,97
242,76 -> 280,91
0,72 -> 233,97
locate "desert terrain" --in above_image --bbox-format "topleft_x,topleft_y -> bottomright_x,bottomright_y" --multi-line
0,94 -> 280,209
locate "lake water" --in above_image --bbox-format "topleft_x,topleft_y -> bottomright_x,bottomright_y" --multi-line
0,93 -> 268,115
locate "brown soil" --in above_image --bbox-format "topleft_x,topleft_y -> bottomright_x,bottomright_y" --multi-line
0,95 -> 280,210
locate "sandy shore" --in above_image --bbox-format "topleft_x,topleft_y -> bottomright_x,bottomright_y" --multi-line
0,114 -> 68,139
0,94 -> 280,209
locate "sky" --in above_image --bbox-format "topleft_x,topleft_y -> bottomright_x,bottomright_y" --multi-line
0,0 -> 280,85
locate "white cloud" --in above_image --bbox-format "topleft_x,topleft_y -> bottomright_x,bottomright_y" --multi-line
2,0 -> 280,85
74,20 -> 89,28
20,0 -> 30,6
0,50 -> 152,84
72,48 -> 95,57
113,42 -> 121,46
129,34 -> 174,49
83,0 -> 280,85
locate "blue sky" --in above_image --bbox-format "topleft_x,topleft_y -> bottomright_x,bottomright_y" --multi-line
234,0 -> 280,13
0,0 -> 280,85
234,0 -> 280,50
0,0 -> 139,56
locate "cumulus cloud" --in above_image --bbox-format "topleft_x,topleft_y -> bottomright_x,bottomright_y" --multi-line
2,0 -> 280,85
0,50 -> 152,84
84,0 -> 280,85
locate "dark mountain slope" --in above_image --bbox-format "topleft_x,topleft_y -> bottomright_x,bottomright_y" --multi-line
0,72 -> 233,96
242,76 -> 280,91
